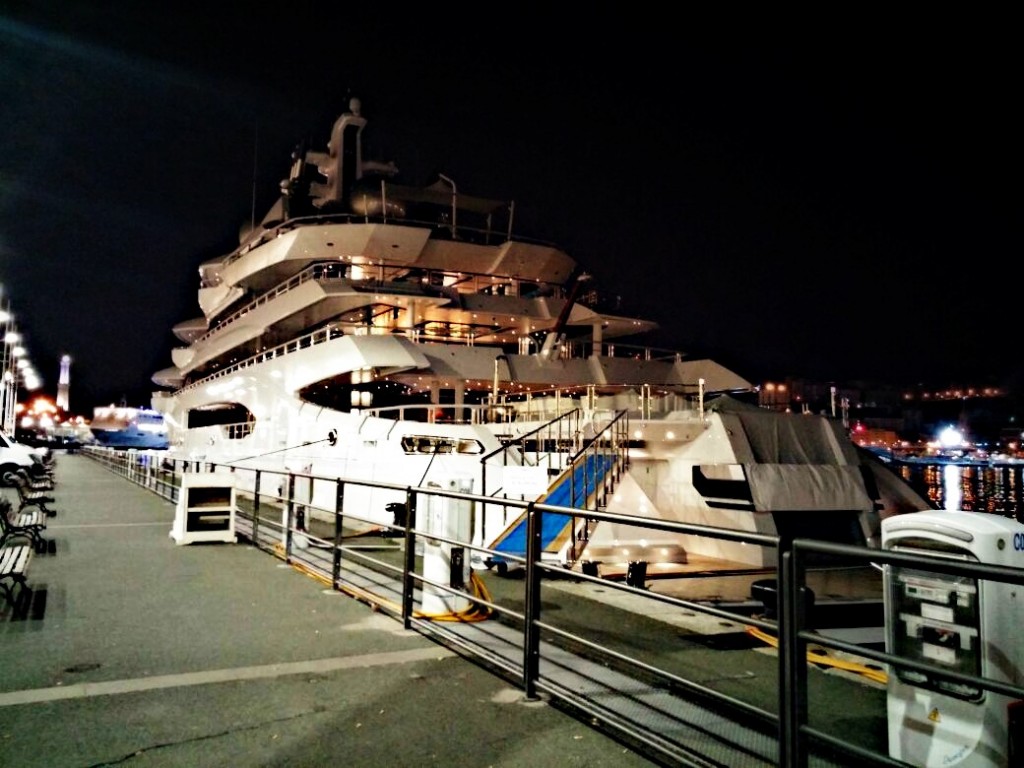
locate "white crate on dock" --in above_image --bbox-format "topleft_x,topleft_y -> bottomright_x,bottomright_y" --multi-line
171,472 -> 237,545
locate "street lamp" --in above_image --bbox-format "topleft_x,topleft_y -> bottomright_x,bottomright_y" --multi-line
1,309 -> 17,434
1,298 -> 41,434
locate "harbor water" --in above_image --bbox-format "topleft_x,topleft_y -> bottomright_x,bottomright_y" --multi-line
893,460 -> 1024,523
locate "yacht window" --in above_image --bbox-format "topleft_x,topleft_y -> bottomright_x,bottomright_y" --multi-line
187,403 -> 254,430
400,435 -> 483,455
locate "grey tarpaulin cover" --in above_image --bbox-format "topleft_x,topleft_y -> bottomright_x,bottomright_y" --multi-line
706,395 -> 874,513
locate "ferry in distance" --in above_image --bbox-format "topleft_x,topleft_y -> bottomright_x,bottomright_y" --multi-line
89,405 -> 169,450
150,96 -> 931,572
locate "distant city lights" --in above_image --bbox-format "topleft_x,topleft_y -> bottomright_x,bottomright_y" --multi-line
905,387 -> 1003,401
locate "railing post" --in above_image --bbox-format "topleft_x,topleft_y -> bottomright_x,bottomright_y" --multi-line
253,469 -> 262,547
332,478 -> 345,587
285,473 -> 295,561
570,456 -> 577,508
584,448 -> 592,510
172,459 -> 181,505
620,415 -> 629,473
778,538 -> 809,768
401,488 -> 417,629
523,501 -> 542,700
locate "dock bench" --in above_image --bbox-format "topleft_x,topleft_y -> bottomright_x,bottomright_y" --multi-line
17,466 -> 55,492
3,472 -> 57,516
0,544 -> 33,609
1,497 -> 47,550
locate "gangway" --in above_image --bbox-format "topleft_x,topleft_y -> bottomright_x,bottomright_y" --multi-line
485,412 -> 628,572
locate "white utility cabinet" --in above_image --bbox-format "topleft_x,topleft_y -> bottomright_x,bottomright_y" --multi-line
171,473 -> 237,545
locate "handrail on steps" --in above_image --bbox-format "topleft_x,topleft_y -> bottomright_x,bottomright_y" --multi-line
483,409 -> 631,568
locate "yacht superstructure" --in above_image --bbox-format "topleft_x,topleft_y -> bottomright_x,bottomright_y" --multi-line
151,98 -> 929,570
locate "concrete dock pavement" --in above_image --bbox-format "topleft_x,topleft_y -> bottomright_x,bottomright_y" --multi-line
0,453 -> 654,767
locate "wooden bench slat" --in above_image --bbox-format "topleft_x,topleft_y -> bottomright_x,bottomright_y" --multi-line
1,543 -> 33,607
0,545 -> 31,572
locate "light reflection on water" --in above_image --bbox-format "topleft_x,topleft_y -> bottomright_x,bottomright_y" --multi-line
893,462 -> 1024,523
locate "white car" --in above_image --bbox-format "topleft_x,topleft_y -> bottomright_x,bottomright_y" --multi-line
0,429 -> 49,484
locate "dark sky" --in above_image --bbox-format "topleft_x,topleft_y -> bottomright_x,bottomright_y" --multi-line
1,6 -> 1018,414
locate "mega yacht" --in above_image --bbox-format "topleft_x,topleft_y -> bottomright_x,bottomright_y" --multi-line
151,97 -> 929,571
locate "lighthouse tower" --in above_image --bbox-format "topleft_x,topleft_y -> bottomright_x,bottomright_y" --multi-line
56,354 -> 70,412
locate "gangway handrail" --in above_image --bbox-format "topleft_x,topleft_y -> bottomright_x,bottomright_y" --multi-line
479,408 -> 581,464
480,408 -> 582,501
561,408 -> 630,511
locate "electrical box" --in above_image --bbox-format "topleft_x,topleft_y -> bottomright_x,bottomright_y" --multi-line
883,510 -> 1024,767
171,473 -> 237,545
421,477 -> 473,616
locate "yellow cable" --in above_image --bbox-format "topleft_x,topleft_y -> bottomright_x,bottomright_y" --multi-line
744,625 -> 888,685
288,557 -> 494,622
290,560 -> 333,587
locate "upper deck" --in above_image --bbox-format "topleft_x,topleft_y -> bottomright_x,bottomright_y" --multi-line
194,214 -> 578,322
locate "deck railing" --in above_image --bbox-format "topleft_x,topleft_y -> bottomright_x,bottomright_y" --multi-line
81,445 -> 1024,768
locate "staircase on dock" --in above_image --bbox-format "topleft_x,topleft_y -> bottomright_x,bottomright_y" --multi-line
485,410 -> 629,571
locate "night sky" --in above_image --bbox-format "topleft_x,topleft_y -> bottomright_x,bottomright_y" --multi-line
1,6 -> 1018,414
